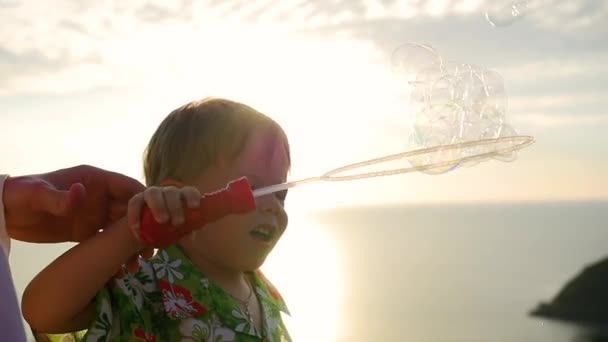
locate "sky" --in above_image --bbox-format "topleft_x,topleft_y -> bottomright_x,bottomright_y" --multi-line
2,1 -> 607,341
1,0 -> 607,211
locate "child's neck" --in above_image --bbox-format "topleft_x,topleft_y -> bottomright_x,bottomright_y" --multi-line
178,244 -> 250,300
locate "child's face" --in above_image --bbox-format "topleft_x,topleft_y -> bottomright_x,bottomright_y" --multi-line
183,130 -> 289,271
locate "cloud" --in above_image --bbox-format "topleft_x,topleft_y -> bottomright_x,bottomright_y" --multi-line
196,0 -> 608,40
500,59 -> 608,82
134,0 -> 195,23
0,44 -> 105,95
522,0 -> 608,38
0,0 -> 606,98
1,1 -> 605,205
508,92 -> 608,127
509,93 -> 606,110
0,1 -> 183,95
511,112 -> 608,127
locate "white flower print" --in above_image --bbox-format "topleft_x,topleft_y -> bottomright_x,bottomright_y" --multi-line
231,309 -> 256,335
153,250 -> 184,283
116,264 -> 155,310
84,299 -> 113,342
165,293 -> 196,319
179,316 -> 235,342
179,318 -> 209,342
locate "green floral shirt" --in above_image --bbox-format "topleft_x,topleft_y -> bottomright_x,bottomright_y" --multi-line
82,245 -> 291,342
35,330 -> 86,342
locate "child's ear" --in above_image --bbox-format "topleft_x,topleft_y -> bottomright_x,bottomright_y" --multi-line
160,179 -> 185,188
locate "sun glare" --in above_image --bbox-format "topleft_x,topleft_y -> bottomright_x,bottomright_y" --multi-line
261,214 -> 342,342
118,20 -> 414,206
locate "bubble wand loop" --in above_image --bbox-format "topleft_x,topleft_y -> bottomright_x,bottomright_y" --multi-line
253,135 -> 534,196
139,40 -> 537,248
138,135 -> 534,247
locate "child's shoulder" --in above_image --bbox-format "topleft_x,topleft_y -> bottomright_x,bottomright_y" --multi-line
250,270 -> 290,315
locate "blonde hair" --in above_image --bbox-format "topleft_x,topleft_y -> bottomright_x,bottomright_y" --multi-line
143,97 -> 290,186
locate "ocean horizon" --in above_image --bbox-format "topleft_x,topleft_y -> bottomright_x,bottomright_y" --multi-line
303,200 -> 608,341
11,200 -> 608,341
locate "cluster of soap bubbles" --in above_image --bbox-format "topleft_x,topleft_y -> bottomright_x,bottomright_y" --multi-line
392,43 -> 519,174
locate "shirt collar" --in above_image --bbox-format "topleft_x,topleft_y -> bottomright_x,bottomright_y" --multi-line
250,269 -> 290,315
150,245 -> 290,323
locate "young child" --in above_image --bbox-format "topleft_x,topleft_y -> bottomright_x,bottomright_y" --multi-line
22,98 -> 292,341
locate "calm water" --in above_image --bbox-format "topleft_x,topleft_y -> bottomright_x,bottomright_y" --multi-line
10,201 -> 608,341
307,201 -> 608,342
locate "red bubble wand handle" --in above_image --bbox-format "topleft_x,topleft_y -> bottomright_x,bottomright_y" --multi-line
139,177 -> 256,248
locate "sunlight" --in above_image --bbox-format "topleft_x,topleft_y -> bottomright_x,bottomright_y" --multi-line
121,20 -> 415,205
2,2 -> 608,342
261,214 -> 342,342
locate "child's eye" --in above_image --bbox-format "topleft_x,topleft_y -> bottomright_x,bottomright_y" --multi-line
249,184 -> 261,192
249,184 -> 287,202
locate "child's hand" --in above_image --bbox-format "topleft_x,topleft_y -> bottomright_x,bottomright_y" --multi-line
124,186 -> 201,272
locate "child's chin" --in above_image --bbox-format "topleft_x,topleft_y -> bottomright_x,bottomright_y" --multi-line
242,256 -> 268,271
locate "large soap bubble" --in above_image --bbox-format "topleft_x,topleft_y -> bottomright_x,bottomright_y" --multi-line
247,44 -> 533,199
392,43 -> 520,174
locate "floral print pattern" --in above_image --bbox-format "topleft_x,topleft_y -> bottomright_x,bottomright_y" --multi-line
82,245 -> 291,342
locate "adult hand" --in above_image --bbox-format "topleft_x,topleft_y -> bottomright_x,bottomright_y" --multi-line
3,165 -> 144,244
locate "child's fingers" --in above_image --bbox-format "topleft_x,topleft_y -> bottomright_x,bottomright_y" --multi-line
140,247 -> 154,260
113,267 -> 126,279
143,187 -> 169,223
125,248 -> 155,275
126,255 -> 139,274
162,187 -> 185,226
126,246 -> 154,274
127,193 -> 148,249
127,193 -> 144,229
181,186 -> 201,208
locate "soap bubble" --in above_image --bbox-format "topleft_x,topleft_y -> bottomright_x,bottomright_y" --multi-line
485,1 -> 530,27
392,43 -> 519,174
392,43 -> 442,80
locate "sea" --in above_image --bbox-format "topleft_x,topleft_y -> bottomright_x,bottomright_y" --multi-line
10,201 -> 608,342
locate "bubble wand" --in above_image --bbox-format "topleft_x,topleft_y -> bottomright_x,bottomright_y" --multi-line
139,135 -> 533,247
139,42 -> 535,247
